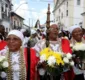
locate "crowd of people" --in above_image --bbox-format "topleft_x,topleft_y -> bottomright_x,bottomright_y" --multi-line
0,24 -> 85,80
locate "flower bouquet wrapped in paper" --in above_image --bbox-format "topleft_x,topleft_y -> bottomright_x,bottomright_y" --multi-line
72,42 -> 85,69
0,54 -> 9,79
39,48 -> 74,79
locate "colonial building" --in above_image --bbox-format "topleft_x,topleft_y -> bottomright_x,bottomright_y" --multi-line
53,0 -> 85,30
11,12 -> 24,30
0,0 -> 12,32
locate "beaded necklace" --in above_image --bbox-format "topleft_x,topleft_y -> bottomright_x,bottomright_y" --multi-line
6,48 -> 26,80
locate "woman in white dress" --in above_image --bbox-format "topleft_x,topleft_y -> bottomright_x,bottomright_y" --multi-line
34,24 -> 74,80
69,25 -> 85,80
6,30 -> 27,80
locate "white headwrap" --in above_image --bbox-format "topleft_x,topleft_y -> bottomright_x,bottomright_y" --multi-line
20,29 -> 26,33
69,25 -> 81,34
8,30 -> 24,42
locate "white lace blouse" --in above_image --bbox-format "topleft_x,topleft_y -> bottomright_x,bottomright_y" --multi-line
11,52 -> 20,80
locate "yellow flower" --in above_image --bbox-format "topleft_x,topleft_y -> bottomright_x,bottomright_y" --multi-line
57,59 -> 64,65
40,48 -> 53,60
40,47 -> 51,55
53,52 -> 64,65
40,48 -> 64,66
76,42 -> 82,45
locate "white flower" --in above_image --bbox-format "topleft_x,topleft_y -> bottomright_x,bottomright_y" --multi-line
63,57 -> 69,63
0,58 -> 3,62
0,49 -> 7,56
73,45 -> 79,51
47,56 -> 56,66
0,56 -> 5,62
66,53 -> 72,59
70,44 -> 73,48
80,44 -> 85,50
70,61 -> 74,66
40,54 -> 46,63
1,56 -> 5,59
73,43 -> 85,51
39,68 -> 46,75
2,61 -> 9,68
0,72 -> 7,78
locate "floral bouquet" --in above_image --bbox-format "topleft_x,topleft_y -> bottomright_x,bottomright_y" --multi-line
72,42 -> 85,69
61,53 -> 74,71
0,54 -> 9,79
39,48 -> 74,78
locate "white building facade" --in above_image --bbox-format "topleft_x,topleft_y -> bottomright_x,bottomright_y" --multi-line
0,0 -> 12,32
81,12 -> 85,29
53,0 -> 85,30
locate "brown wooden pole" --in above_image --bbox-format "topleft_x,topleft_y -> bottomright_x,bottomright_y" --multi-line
46,4 -> 50,47
46,4 -> 50,29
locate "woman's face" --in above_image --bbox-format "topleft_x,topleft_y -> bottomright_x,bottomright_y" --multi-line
72,28 -> 83,42
6,35 -> 22,52
49,25 -> 59,40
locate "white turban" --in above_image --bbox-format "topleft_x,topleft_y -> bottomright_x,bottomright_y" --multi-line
69,25 -> 81,34
20,29 -> 26,33
8,30 -> 24,42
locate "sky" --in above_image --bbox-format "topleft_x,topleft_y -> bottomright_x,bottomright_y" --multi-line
12,0 -> 54,27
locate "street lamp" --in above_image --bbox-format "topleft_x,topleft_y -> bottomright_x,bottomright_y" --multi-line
14,2 -> 28,12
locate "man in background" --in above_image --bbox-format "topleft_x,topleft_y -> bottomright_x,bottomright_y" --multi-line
0,25 -> 6,40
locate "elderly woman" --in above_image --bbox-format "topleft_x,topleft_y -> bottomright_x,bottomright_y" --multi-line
6,30 -> 27,80
69,25 -> 85,80
34,24 -> 74,80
